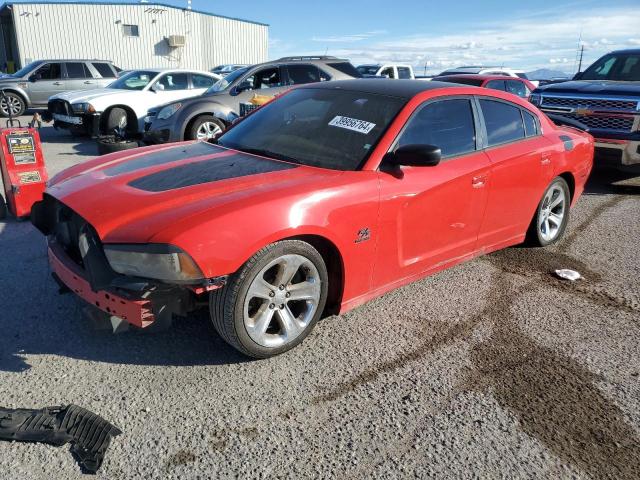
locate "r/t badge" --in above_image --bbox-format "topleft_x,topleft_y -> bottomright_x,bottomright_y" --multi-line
355,227 -> 370,243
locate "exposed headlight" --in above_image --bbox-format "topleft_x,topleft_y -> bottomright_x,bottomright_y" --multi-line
529,94 -> 541,106
71,102 -> 96,113
157,103 -> 182,120
103,244 -> 204,282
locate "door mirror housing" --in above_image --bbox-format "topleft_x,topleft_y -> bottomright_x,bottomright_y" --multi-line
233,80 -> 252,95
29,73 -> 41,82
151,83 -> 165,92
384,144 -> 441,167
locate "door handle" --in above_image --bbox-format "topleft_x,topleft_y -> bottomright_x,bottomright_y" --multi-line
53,82 -> 62,85
84,81 -> 93,84
472,175 -> 487,188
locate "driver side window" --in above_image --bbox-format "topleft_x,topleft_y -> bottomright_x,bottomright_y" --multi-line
244,67 -> 282,90
397,99 -> 477,158
34,63 -> 61,80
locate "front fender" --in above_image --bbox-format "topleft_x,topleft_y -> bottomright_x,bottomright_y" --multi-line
2,86 -> 30,105
178,101 -> 235,139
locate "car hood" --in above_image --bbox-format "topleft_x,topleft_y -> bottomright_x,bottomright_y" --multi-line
535,80 -> 640,97
46,141 -> 341,243
51,88 -> 135,103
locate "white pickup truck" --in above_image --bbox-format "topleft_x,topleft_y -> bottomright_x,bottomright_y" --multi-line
356,64 -> 415,79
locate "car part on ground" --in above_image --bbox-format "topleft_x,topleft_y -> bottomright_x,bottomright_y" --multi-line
47,69 -> 221,138
143,56 -> 362,144
0,404 -> 121,474
97,135 -> 139,155
531,48 -> 640,167
32,79 -> 594,357
0,59 -> 119,117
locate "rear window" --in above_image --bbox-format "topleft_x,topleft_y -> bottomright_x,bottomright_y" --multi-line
480,99 -> 526,146
327,62 -> 362,78
397,67 -> 412,79
522,110 -> 539,137
92,62 -> 116,78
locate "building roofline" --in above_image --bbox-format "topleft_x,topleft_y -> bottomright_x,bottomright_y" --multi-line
0,1 -> 269,27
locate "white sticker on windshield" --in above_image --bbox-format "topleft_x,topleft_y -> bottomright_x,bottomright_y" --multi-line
328,116 -> 376,134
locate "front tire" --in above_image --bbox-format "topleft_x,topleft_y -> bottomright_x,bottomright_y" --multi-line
186,115 -> 224,141
0,92 -> 25,117
210,240 -> 328,358
104,107 -> 128,134
527,177 -> 570,247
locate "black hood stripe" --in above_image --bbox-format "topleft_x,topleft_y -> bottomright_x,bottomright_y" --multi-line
128,153 -> 297,192
104,142 -> 225,177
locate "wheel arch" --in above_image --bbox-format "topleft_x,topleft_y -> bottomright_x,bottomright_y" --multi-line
557,171 -> 575,203
184,113 -> 228,140
181,103 -> 234,140
1,88 -> 28,107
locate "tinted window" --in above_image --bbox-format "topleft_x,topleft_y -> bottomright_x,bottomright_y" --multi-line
485,80 -> 506,91
357,65 -> 380,76
65,62 -> 89,79
218,88 -> 404,171
380,67 -> 395,78
522,110 -> 538,137
506,80 -> 528,98
434,76 -> 483,86
515,72 -> 529,79
397,67 -> 412,79
398,99 -> 476,158
35,63 -> 61,80
327,62 -> 362,78
580,53 -> 640,81
480,99 -> 525,146
192,74 -> 215,88
245,67 -> 282,90
287,65 -> 320,85
156,73 -> 188,91
123,24 -> 139,37
92,62 -> 115,78
318,68 -> 331,81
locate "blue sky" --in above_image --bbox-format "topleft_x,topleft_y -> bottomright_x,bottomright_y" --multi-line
37,0 -> 640,73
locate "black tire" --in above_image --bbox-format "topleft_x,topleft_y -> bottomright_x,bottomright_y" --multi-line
104,107 -> 128,133
96,135 -> 139,155
186,115 -> 225,141
210,240 -> 329,358
0,195 -> 7,220
526,176 -> 571,247
0,92 -> 26,117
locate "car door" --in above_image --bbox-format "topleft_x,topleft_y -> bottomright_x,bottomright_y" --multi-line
374,97 -> 492,288
26,62 -> 65,105
150,72 -> 192,103
475,97 -> 554,248
64,62 -> 93,91
231,66 -> 288,111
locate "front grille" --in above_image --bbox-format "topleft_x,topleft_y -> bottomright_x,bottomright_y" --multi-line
48,99 -> 72,116
541,96 -> 638,111
558,113 -> 635,132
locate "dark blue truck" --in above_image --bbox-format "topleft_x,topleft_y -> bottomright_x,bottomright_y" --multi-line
530,49 -> 640,167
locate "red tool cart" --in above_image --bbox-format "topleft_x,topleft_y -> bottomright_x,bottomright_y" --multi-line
0,115 -> 47,220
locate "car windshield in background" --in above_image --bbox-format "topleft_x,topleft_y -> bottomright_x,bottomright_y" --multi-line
581,53 -> 640,81
218,88 -> 405,171
108,70 -> 156,90
207,67 -> 250,93
12,61 -> 43,77
357,66 -> 380,75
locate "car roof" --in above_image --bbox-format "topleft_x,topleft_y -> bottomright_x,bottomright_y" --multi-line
127,68 -> 216,74
303,79 -> 455,99
435,74 -> 521,81
28,59 -> 113,63
610,48 -> 640,55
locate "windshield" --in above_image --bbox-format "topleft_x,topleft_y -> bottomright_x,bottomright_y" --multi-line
581,53 -> 640,81
357,66 -> 380,76
206,66 -> 250,93
108,70 -> 157,90
11,61 -> 44,77
217,88 -> 405,171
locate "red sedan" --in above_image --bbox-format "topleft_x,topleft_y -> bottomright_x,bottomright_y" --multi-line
32,79 -> 594,358
432,74 -> 537,98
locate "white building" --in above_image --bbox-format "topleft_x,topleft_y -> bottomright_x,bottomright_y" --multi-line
0,1 -> 268,72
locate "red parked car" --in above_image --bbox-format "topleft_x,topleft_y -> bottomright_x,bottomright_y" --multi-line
32,79 -> 594,358
432,74 -> 537,99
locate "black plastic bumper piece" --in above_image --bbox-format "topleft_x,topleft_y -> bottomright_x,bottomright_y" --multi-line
0,404 -> 122,474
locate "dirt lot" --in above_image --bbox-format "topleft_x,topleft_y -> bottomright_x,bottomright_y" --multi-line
0,117 -> 639,479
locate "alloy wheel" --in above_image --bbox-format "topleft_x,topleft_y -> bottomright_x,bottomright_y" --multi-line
0,96 -> 22,116
196,121 -> 222,140
539,184 -> 566,242
243,254 -> 321,348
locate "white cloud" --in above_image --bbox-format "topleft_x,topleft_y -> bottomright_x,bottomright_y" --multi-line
312,30 -> 387,43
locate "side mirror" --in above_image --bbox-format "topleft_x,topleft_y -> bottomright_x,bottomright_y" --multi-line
29,73 -> 41,82
572,71 -> 582,81
233,80 -> 252,95
152,83 -> 165,92
384,144 -> 441,167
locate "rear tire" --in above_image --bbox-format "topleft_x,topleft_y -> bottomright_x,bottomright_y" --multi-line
210,240 -> 328,358
526,177 -> 571,247
0,92 -> 25,117
96,135 -> 139,155
186,115 -> 224,141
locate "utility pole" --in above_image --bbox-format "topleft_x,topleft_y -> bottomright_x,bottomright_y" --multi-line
577,45 -> 584,73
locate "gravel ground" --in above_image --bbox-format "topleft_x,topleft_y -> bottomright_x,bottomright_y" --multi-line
0,117 -> 639,479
